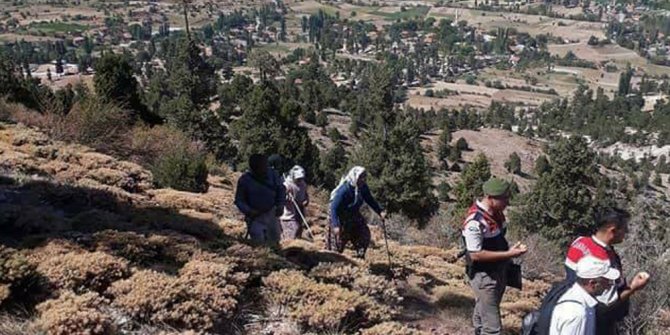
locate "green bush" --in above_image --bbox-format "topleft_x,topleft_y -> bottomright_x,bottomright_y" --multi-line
150,139 -> 209,193
437,181 -> 451,201
151,151 -> 208,193
0,245 -> 38,305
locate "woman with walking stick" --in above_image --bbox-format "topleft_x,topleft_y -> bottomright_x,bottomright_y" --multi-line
280,165 -> 310,240
327,166 -> 386,259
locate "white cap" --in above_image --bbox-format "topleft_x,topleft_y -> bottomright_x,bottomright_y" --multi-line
576,256 -> 620,280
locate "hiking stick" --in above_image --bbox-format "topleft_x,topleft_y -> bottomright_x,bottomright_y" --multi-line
380,217 -> 394,276
289,194 -> 315,241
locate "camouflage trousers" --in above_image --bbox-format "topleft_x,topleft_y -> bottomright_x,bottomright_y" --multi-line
326,212 -> 371,258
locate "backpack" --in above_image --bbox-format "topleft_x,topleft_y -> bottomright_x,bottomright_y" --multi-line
521,278 -> 575,335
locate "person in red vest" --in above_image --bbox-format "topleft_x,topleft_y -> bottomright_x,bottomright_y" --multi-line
462,177 -> 528,335
564,208 -> 650,335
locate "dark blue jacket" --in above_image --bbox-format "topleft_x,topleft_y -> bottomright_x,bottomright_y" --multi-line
235,169 -> 285,217
329,183 -> 382,227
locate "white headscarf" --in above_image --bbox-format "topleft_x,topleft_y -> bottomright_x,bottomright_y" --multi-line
284,165 -> 306,194
329,166 -> 366,201
285,165 -> 306,183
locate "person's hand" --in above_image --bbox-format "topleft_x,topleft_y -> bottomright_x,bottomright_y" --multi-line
509,242 -> 528,258
333,226 -> 341,240
630,271 -> 650,292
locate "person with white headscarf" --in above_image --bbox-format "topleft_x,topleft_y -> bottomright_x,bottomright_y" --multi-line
280,165 -> 310,240
327,166 -> 385,258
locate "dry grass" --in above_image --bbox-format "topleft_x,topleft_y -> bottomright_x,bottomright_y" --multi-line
0,314 -> 39,335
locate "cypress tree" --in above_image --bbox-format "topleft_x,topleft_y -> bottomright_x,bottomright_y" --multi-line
454,153 -> 491,212
351,115 -> 438,224
505,152 -> 522,175
513,136 -> 598,244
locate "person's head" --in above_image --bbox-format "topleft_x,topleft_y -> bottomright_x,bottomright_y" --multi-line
346,166 -> 367,187
288,165 -> 306,185
482,177 -> 511,212
249,154 -> 268,176
268,154 -> 283,171
575,255 -> 620,296
595,207 -> 630,245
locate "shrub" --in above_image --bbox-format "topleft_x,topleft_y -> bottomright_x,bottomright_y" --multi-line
150,138 -> 209,193
309,263 -> 401,305
57,96 -> 130,153
152,147 -> 209,193
0,245 -> 38,305
126,126 -> 209,192
90,230 -> 198,267
359,322 -> 428,335
37,251 -> 129,293
262,269 -> 391,332
437,181 -> 451,201
36,291 -> 115,335
108,257 -> 249,331
224,243 -> 296,278
455,137 -> 469,151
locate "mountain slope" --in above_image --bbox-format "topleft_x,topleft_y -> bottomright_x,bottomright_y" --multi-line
0,121 -> 549,334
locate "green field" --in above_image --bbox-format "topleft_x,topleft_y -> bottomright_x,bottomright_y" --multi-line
29,21 -> 88,33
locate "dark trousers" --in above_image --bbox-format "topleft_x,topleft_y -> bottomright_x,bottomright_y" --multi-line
326,212 -> 370,258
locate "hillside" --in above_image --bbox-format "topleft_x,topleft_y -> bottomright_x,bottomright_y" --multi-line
0,121 -> 551,334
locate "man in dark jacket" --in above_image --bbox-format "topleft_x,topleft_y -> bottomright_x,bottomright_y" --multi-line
234,154 -> 286,246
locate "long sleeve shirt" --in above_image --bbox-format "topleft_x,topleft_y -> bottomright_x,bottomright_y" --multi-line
281,180 -> 309,221
550,283 -> 598,335
329,183 -> 382,227
234,170 -> 285,217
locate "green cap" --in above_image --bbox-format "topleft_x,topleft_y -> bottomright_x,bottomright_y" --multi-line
482,177 -> 510,197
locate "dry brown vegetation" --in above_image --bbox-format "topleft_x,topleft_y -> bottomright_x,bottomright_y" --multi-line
0,120 -> 552,333
36,291 -> 115,335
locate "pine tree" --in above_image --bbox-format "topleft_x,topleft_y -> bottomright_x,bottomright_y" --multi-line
534,154 -> 550,176
321,142 -> 347,188
653,173 -> 663,187
656,155 -> 668,174
351,115 -> 438,223
436,124 -> 452,163
448,146 -> 462,163
618,64 -> 633,96
456,137 -> 469,151
505,152 -> 522,175
94,52 -> 158,123
454,153 -> 491,212
147,37 -> 233,161
231,85 -> 321,181
438,181 -> 451,201
513,136 -> 598,244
